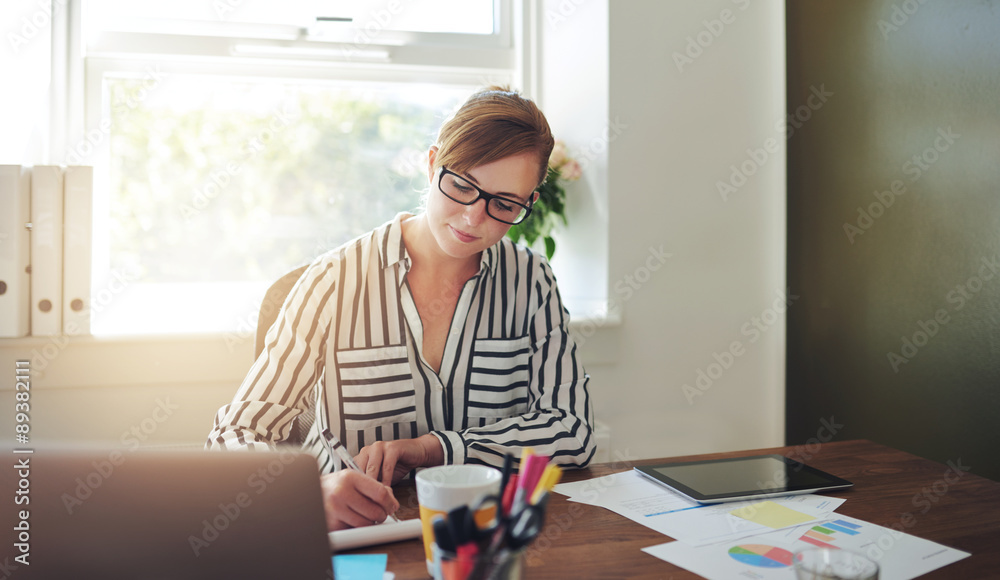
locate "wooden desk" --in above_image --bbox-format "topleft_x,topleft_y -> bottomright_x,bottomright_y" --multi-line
346,440 -> 1000,579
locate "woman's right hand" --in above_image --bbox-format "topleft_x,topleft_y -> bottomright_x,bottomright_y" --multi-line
319,470 -> 400,531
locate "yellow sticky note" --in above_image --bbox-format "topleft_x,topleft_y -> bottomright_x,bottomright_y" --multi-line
729,501 -> 815,529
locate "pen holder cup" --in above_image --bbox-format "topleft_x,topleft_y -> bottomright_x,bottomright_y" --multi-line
416,465 -> 502,574
432,544 -> 524,580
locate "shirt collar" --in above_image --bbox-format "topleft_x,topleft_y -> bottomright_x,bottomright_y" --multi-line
377,213 -> 410,272
377,212 -> 502,279
480,241 -> 501,277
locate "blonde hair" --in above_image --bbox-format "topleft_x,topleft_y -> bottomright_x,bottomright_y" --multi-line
433,86 -> 554,187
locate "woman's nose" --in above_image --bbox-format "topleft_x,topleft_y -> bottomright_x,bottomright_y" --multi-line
463,198 -> 489,226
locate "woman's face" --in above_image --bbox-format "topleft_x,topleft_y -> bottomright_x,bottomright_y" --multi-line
424,148 -> 540,261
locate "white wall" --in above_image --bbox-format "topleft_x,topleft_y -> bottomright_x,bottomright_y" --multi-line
538,0 -> 610,315
0,0 -> 53,164
600,0 -> 786,458
540,0 -> 787,460
0,335 -> 255,448
0,0 -> 787,460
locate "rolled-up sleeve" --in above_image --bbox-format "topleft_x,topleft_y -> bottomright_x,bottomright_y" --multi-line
206,260 -> 337,450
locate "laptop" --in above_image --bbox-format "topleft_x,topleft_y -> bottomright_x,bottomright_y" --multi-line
2,447 -> 333,579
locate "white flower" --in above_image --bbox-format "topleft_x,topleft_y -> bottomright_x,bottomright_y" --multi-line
560,160 -> 582,181
548,140 -> 569,169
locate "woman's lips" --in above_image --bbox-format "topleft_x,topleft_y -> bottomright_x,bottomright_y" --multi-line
449,225 -> 479,243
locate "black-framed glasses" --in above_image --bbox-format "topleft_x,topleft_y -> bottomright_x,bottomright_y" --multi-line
437,168 -> 534,225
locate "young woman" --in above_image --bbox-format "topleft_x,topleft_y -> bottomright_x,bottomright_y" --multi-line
207,86 -> 595,530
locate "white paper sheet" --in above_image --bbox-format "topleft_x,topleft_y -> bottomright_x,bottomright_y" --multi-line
642,515 -> 970,580
554,469 -> 701,513
554,470 -> 845,546
328,518 -> 423,551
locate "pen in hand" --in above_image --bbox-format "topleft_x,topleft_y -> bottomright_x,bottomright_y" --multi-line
322,428 -> 401,523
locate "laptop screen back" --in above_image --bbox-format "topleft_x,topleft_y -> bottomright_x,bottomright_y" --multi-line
2,448 -> 332,580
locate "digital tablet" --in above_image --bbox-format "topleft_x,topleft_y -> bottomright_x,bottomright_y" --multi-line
634,454 -> 853,504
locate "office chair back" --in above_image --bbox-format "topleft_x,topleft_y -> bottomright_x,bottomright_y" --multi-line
255,264 -> 309,358
255,264 -> 312,445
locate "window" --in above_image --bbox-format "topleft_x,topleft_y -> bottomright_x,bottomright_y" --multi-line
77,0 -> 517,334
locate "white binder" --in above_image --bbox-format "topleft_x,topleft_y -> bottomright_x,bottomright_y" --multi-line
30,165 -> 64,336
0,165 -> 32,337
63,166 -> 93,335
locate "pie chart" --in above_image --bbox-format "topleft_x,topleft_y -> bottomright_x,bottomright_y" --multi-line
728,544 -> 794,568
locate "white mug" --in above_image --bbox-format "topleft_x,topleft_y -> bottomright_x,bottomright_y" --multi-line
415,465 -> 501,575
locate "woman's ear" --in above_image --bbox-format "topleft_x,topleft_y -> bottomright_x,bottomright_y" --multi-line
530,190 -> 540,205
427,146 -> 439,184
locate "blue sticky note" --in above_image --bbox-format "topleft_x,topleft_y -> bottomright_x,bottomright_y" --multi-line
332,554 -> 388,580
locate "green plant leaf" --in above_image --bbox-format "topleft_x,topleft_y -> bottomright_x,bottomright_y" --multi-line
506,223 -> 523,244
504,160 -> 574,257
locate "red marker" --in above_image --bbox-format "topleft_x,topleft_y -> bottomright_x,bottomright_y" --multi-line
456,542 -> 479,578
501,474 -> 519,516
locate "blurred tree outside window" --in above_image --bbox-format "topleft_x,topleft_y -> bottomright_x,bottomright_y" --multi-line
82,0 -> 510,334
98,78 -> 471,333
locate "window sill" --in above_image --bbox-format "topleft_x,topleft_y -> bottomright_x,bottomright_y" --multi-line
0,332 -> 255,390
0,307 -> 619,390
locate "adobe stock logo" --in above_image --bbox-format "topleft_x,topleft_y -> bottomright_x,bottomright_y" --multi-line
545,0 -> 589,29
60,398 -> 180,514
886,255 -> 998,372
682,288 -> 798,404
188,450 -> 300,556
843,126 -> 960,244
7,0 -> 67,54
672,0 -> 754,73
718,85 -> 833,201
877,0 -> 929,40
180,103 -> 297,221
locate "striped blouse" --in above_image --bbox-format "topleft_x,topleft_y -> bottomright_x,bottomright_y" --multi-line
206,213 -> 595,473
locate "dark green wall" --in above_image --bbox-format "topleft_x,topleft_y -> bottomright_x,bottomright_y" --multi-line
786,1 -> 1000,481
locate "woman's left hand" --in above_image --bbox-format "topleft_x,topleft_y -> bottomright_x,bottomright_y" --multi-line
355,434 -> 444,486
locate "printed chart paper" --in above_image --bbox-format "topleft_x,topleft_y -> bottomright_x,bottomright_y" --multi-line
642,515 -> 970,580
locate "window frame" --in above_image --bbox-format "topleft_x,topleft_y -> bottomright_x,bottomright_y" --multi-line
83,0 -> 513,65
85,0 -> 511,48
73,0 -> 527,335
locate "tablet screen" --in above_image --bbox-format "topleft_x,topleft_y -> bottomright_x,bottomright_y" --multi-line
635,455 -> 852,503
